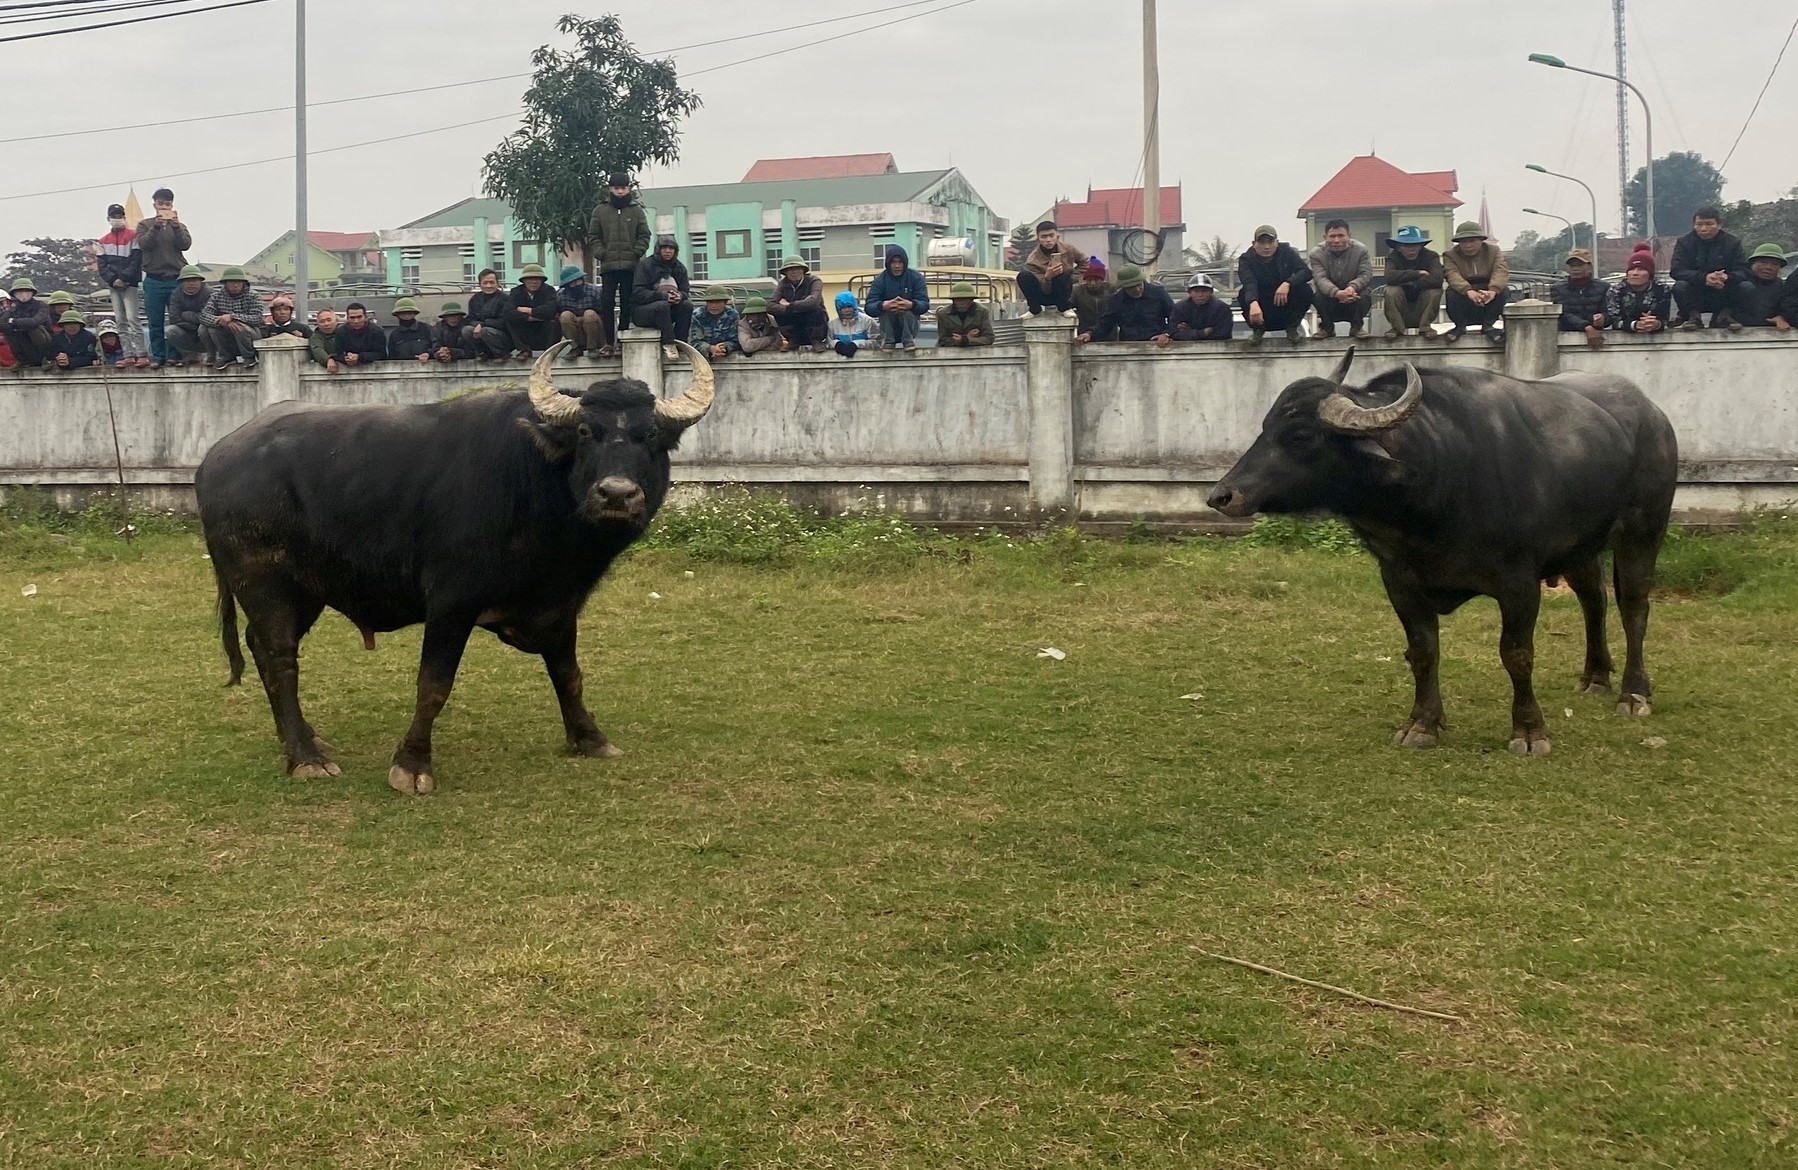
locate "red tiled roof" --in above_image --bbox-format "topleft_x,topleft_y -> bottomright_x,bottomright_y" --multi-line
742,154 -> 898,182
1052,186 -> 1183,229
1298,156 -> 1462,213
307,230 -> 374,252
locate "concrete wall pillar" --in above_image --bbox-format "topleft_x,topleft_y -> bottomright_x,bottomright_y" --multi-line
780,199 -> 799,262
252,334 -> 310,411
1023,314 -> 1076,516
620,326 -> 664,393
472,216 -> 491,276
1503,298 -> 1562,381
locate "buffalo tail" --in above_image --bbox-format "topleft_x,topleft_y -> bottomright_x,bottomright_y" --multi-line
213,561 -> 244,687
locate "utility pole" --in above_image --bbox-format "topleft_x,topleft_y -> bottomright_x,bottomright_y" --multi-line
1141,0 -> 1160,274
294,0 -> 309,321
1614,0 -> 1628,237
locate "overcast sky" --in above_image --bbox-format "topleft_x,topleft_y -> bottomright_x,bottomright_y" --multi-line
3,0 -> 1794,265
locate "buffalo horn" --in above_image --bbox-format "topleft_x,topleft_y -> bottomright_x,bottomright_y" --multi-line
1327,345 -> 1356,385
654,340 -> 716,428
1317,362 -> 1424,434
528,341 -> 584,425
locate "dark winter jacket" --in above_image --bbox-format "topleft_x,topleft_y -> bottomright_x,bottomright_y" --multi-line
1169,296 -> 1234,340
510,281 -> 558,322
467,289 -> 511,333
935,301 -> 994,346
1237,243 -> 1312,305
1779,270 -> 1798,329
1072,280 -> 1112,331
167,286 -> 209,330
336,322 -> 386,364
1382,247 -> 1444,292
630,242 -> 692,309
430,321 -> 475,359
96,226 -> 142,288
1,296 -> 55,334
386,319 -> 433,360
54,327 -> 97,368
589,195 -> 652,273
1738,274 -> 1788,326
262,318 -> 310,340
1670,229 -> 1749,289
1551,276 -> 1611,331
1606,280 -> 1673,332
134,215 -> 191,280
771,273 -> 825,318
863,246 -> 929,317
1096,283 -> 1176,342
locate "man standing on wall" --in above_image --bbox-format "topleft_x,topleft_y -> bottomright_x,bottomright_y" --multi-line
96,202 -> 149,367
135,186 -> 192,370
589,172 -> 650,356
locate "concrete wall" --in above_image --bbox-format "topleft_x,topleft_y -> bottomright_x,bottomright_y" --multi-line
5,310 -> 1796,526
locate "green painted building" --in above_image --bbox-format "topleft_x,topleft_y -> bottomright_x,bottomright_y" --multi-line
242,230 -> 381,289
375,158 -> 1008,292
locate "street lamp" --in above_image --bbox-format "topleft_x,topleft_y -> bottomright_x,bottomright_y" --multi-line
1522,208 -> 1577,261
1528,52 -> 1654,243
1525,164 -> 1600,257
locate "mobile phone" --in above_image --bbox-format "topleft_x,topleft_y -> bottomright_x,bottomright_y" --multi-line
157,207 -> 175,219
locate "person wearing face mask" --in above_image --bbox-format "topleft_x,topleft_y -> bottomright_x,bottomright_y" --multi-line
588,172 -> 650,357
95,202 -> 149,367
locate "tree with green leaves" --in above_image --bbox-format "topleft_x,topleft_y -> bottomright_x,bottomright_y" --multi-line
1723,187 -> 1798,251
1627,152 -> 1725,238
3,238 -> 103,295
482,14 -> 701,272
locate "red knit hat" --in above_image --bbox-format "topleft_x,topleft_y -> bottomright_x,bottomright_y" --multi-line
1626,245 -> 1656,277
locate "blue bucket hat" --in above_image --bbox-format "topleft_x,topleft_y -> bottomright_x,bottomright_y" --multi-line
558,264 -> 586,286
1392,225 -> 1430,246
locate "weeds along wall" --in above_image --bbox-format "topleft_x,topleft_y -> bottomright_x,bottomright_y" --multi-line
1,310 -> 1795,526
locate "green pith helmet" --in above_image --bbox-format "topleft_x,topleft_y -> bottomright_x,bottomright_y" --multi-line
47,290 -> 75,306
1749,243 -> 1788,266
9,276 -> 35,292
778,255 -> 808,273
178,264 -> 204,281
744,296 -> 768,313
700,286 -> 731,302
1115,264 -> 1145,288
1452,221 -> 1487,241
393,297 -> 421,315
520,263 -> 547,279
220,266 -> 248,283
58,310 -> 86,325
949,282 -> 976,298
438,301 -> 465,317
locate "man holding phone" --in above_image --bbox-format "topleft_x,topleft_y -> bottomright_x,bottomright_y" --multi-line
135,186 -> 192,369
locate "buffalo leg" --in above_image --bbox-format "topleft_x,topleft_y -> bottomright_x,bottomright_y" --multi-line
1612,536 -> 1660,716
542,625 -> 624,759
389,615 -> 475,795
1384,573 -> 1446,748
1496,582 -> 1550,756
243,593 -> 336,777
1564,556 -> 1615,693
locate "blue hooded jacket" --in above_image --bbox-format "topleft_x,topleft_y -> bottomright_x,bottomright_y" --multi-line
864,245 -> 929,317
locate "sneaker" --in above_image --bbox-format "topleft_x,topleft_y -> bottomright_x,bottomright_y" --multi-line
902,341 -> 917,350
1488,327 -> 1506,347
215,357 -> 234,370
1018,310 -> 1036,321
1286,325 -> 1304,343
1313,328 -> 1334,342
242,358 -> 258,369
1353,328 -> 1372,340
880,342 -> 896,350
1383,329 -> 1400,340
1678,317 -> 1701,331
1717,312 -> 1744,333
146,361 -> 162,371
563,347 -> 583,361
663,344 -> 679,360
1062,308 -> 1079,319
1248,327 -> 1265,345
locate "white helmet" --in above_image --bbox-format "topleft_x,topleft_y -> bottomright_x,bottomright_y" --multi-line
1186,273 -> 1214,289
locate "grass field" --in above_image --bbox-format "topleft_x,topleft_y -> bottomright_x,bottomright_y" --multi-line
3,502 -> 1797,1168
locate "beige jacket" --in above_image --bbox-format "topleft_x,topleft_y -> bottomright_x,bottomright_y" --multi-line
1443,242 -> 1509,293
1024,241 -> 1089,283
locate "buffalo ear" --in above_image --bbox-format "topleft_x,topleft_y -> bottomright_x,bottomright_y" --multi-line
517,417 -> 576,461
1351,436 -> 1405,484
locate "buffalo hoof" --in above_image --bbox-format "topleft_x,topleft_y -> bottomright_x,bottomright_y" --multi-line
291,760 -> 342,779
1577,677 -> 1612,695
1507,730 -> 1552,756
573,737 -> 625,759
388,764 -> 436,795
1394,721 -> 1442,749
1616,693 -> 1653,717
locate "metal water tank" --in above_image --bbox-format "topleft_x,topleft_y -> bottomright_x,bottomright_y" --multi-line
926,236 -> 976,267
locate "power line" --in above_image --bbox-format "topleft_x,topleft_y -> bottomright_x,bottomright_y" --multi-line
0,0 -> 953,145
0,0 -> 265,41
0,0 -> 218,27
1720,9 -> 1798,173
685,0 -> 980,77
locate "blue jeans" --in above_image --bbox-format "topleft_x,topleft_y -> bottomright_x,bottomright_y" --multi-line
142,274 -> 178,362
880,310 -> 919,346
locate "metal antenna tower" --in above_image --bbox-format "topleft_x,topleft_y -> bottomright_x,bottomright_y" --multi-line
1615,0 -> 1629,235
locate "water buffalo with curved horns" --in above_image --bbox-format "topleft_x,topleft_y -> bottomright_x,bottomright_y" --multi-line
196,339 -> 715,792
1208,349 -> 1677,755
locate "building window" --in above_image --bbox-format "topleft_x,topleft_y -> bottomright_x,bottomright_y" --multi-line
401,248 -> 421,286
459,244 -> 476,284
868,223 -> 895,240
1373,230 -> 1391,257
488,258 -> 505,285
688,232 -> 708,281
800,244 -> 822,271
716,230 -> 751,259
514,241 -> 545,268
874,244 -> 893,265
765,247 -> 785,278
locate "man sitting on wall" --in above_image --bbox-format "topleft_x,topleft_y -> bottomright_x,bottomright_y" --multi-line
1237,225 -> 1314,344
468,268 -> 513,360
1078,264 -> 1172,346
738,296 -> 784,356
770,257 -> 829,351
510,264 -> 560,357
337,302 -> 387,367
690,287 -> 741,358
1381,225 -> 1443,339
629,236 -> 693,347
163,266 -> 211,367
262,294 -> 310,339
1071,258 -> 1112,338
863,245 -> 928,350
1738,244 -> 1792,330
556,266 -> 606,358
0,277 -> 56,370
935,282 -> 994,347
1169,273 -> 1232,341
1551,249 -> 1610,349
1442,221 -> 1509,345
432,302 -> 476,361
1019,220 -> 1086,319
1670,205 -> 1749,330
1307,218 -> 1373,340
386,297 -> 433,362
1607,247 -> 1671,334
309,308 -> 342,371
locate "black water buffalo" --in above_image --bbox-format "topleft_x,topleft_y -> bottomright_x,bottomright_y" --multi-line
196,340 -> 715,793
1208,349 -> 1677,755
